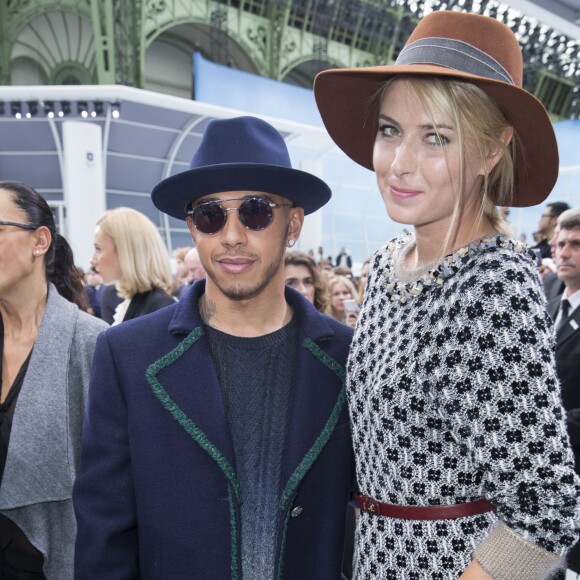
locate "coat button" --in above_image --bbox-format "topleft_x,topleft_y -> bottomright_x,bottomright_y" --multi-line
291,506 -> 303,517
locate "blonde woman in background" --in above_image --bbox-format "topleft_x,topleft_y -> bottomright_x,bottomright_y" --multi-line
328,275 -> 358,327
91,208 -> 174,324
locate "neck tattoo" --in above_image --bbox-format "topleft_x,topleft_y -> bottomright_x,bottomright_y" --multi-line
200,295 -> 217,327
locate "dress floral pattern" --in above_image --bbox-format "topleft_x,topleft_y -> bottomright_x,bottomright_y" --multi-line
347,234 -> 580,579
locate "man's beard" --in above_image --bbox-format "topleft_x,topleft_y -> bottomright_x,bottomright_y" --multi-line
204,237 -> 288,301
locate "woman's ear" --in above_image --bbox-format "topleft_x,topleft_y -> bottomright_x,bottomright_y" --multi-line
485,126 -> 514,174
33,225 -> 52,254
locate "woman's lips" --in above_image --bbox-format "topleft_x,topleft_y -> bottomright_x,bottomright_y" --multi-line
390,186 -> 422,199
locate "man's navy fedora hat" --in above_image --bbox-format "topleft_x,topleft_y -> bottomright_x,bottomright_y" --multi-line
152,116 -> 332,220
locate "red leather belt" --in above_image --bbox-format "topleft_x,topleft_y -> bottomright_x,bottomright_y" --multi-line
354,493 -> 494,520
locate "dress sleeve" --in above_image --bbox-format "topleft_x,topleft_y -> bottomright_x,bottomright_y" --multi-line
442,250 -> 580,579
73,331 -> 139,579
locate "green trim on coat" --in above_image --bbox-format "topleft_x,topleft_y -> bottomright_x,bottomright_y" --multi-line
228,486 -> 239,580
276,507 -> 293,580
279,338 -> 346,509
145,326 -> 242,502
276,338 -> 347,579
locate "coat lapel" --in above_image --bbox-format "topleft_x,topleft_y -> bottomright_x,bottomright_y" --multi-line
279,289 -> 346,509
0,285 -> 78,509
146,283 -> 348,510
146,281 -> 239,499
556,304 -> 580,347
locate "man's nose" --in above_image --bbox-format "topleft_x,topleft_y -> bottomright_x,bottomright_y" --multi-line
220,207 -> 247,246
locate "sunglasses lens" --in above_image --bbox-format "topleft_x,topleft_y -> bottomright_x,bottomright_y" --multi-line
192,202 -> 226,234
239,198 -> 273,231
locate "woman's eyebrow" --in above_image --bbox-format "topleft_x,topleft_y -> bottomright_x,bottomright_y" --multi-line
418,123 -> 455,131
378,113 -> 455,132
378,114 -> 398,124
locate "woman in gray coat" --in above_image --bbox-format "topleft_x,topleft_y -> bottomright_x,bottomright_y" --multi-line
0,181 -> 107,579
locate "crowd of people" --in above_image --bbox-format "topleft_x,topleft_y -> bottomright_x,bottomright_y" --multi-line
1,8 -> 580,580
77,239 -> 367,330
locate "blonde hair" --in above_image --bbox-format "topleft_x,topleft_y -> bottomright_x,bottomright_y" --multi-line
376,76 -> 518,256
96,207 -> 172,299
328,275 -> 358,321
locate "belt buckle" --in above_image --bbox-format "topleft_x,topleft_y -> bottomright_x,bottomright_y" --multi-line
362,498 -> 380,515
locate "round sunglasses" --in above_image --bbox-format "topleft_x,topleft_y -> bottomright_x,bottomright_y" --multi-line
186,197 -> 292,235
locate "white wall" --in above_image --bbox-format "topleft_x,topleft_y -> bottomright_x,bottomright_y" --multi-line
62,121 -> 106,268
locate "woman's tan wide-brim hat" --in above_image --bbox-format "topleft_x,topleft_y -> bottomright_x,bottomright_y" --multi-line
314,10 -> 559,207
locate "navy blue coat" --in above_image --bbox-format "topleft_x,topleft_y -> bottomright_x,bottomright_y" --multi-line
73,281 -> 354,579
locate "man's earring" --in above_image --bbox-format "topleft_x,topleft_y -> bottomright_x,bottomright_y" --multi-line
288,239 -> 295,247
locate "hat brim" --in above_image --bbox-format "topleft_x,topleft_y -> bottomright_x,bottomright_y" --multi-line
314,64 -> 559,207
152,163 -> 332,220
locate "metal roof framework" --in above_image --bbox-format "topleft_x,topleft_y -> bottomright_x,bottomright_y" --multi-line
0,84 -> 338,253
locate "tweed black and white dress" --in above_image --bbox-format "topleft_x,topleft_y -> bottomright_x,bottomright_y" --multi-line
347,234 -> 580,579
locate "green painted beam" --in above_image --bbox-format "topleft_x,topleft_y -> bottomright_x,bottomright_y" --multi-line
0,0 -> 11,84
91,0 -> 116,84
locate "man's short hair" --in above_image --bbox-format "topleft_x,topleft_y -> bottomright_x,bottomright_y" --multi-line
558,207 -> 580,230
547,202 -> 570,218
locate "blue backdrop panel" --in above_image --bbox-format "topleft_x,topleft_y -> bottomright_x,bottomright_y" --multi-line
554,119 -> 580,167
193,52 -> 323,127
